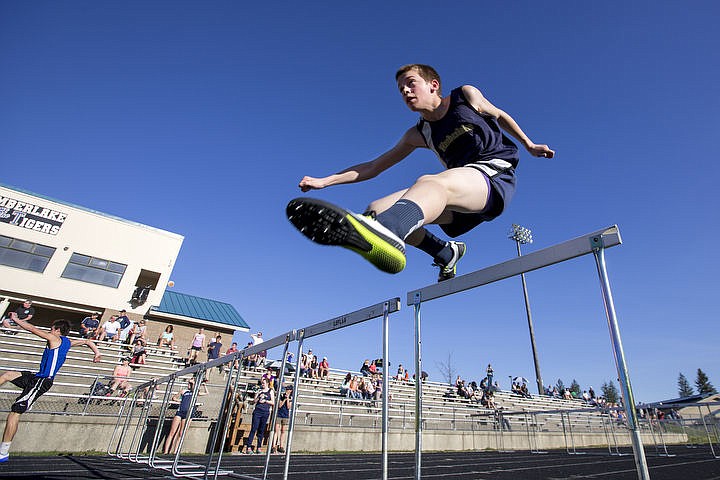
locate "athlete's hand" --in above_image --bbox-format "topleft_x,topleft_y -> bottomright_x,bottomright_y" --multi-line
93,353 -> 102,363
299,176 -> 326,192
527,143 -> 555,158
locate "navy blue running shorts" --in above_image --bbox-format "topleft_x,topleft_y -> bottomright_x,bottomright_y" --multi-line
439,168 -> 516,238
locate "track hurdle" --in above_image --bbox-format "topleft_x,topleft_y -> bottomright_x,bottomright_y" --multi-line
110,330 -> 296,478
640,400 -> 720,458
284,298 -> 400,480
108,298 -> 400,480
406,225 -> 651,480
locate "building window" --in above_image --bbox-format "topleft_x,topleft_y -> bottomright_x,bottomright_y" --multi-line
0,234 -> 56,273
61,253 -> 127,288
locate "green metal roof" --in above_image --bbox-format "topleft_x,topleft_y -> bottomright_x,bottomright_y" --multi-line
152,290 -> 249,330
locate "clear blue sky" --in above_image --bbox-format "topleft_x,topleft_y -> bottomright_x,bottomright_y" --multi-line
2,1 -> 718,403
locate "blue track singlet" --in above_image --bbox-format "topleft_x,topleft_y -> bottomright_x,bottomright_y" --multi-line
36,336 -> 71,379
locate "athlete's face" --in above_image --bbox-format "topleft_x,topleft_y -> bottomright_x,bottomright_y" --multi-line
397,70 -> 440,111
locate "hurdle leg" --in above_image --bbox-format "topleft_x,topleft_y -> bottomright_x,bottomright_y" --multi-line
262,335 -> 293,480
412,292 -> 423,480
283,333 -> 305,480
381,301 -> 390,480
592,238 -> 650,479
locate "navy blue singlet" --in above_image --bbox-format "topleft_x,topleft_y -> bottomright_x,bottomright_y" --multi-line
416,87 -> 519,176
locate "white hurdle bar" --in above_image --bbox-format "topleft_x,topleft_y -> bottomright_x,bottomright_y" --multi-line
406,225 -> 651,480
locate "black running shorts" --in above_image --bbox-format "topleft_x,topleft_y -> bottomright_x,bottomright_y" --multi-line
10,371 -> 54,414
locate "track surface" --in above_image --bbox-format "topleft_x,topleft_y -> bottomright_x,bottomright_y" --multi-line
1,447 -> 719,479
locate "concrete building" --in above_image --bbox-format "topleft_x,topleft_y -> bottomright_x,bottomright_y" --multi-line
0,183 -> 249,347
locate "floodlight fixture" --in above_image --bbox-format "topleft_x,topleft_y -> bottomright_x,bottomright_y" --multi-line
509,223 -> 533,245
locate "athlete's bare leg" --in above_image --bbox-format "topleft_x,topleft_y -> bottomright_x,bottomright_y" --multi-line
0,371 -> 21,387
397,167 -> 490,221
2,413 -> 19,442
366,167 -> 488,244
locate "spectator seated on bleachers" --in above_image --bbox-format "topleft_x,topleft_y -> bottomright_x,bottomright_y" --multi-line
479,377 -> 488,391
482,389 -> 497,409
127,319 -> 147,346
98,315 -> 121,342
129,339 -> 147,368
347,375 -> 362,399
455,376 -> 471,399
241,342 -> 259,369
309,353 -> 319,379
339,373 -> 352,397
298,352 -> 310,377
469,384 -> 484,404
511,382 -> 531,398
1,299 -> 35,334
360,359 -> 372,377
107,357 -> 132,396
80,313 -> 100,339
157,324 -> 176,349
362,377 -> 376,401
318,356 -> 329,379
519,383 -> 532,398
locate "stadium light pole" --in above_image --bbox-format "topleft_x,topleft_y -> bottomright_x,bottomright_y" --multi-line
509,224 -> 544,395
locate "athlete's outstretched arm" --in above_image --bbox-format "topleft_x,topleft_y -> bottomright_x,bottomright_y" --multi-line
461,85 -> 555,158
70,338 -> 102,362
299,127 -> 423,192
12,317 -> 60,348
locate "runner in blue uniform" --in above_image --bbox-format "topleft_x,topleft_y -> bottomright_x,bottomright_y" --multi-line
290,64 -> 554,280
0,317 -> 101,463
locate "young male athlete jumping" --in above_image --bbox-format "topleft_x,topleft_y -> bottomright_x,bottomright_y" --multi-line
288,64 -> 554,280
0,317 -> 101,463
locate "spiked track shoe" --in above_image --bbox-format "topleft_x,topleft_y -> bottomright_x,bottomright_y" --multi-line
287,197 -> 406,274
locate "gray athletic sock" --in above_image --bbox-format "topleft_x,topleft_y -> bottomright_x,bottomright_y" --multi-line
375,200 -> 424,240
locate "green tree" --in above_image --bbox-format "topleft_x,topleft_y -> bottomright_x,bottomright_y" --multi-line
601,380 -> 620,404
570,379 -> 582,398
677,372 -> 694,398
556,379 -> 565,393
695,368 -> 718,395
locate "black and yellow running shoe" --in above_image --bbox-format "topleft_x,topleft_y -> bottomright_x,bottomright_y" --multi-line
287,197 -> 406,274
434,241 -> 466,282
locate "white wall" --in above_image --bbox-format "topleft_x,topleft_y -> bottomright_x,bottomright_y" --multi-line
0,185 -> 184,314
